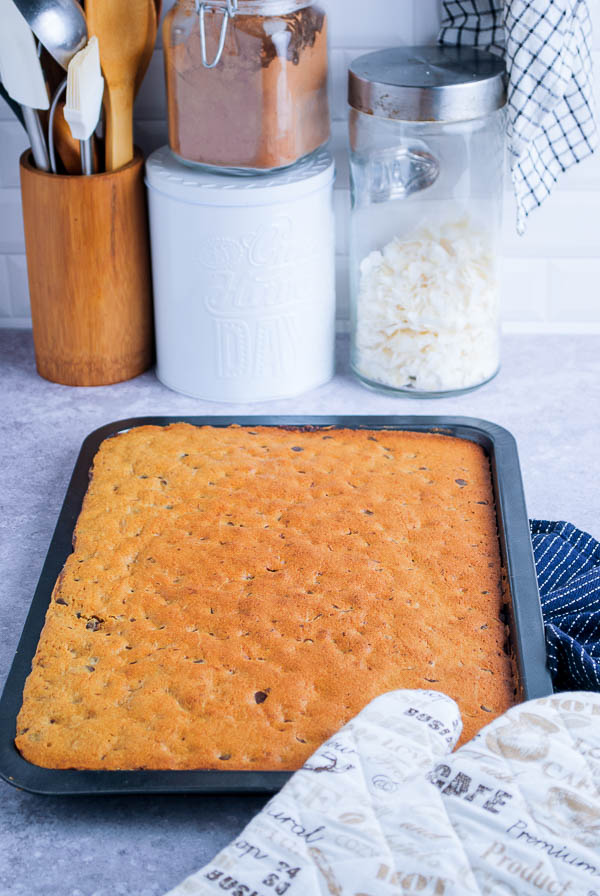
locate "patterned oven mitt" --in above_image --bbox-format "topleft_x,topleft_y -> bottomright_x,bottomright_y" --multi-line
166,690 -> 600,896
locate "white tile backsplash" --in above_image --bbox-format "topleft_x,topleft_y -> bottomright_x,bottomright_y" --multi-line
134,50 -> 167,121
0,256 -> 11,318
333,189 -> 351,253
501,258 -> 549,322
1,0 -> 599,330
335,255 -> 351,321
330,48 -> 349,120
5,254 -> 30,318
503,192 -> 600,258
548,259 -> 600,321
0,122 -> 29,188
412,0 -> 442,43
134,120 -> 169,159
325,0 -> 414,48
0,190 -> 25,254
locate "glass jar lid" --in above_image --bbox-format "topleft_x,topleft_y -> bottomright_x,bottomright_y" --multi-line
348,46 -> 506,123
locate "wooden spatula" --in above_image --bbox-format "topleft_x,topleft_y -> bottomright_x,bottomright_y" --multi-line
86,0 -> 156,170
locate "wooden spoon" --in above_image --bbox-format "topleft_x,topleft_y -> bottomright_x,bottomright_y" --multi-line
86,0 -> 156,170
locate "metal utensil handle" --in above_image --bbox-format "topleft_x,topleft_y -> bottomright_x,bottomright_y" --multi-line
80,138 -> 93,176
21,105 -> 50,171
48,77 -> 67,174
196,0 -> 237,69
0,83 -> 26,129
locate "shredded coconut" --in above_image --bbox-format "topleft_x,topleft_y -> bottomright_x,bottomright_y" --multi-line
354,217 -> 500,393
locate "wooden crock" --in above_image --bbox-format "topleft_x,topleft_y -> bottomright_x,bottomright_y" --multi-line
19,148 -> 154,386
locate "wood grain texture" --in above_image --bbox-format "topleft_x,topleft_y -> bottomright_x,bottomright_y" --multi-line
87,0 -> 157,170
20,149 -> 154,386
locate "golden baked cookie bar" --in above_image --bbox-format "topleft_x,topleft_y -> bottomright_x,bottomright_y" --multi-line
16,424 -> 515,769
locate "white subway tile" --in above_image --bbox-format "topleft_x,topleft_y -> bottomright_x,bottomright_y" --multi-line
338,50 -> 355,122
0,94 -> 26,124
502,191 -> 600,257
501,258 -> 548,322
333,189 -> 351,254
0,256 -> 11,318
412,0 -> 441,44
330,48 -> 348,121
325,0 -> 413,48
338,48 -> 377,121
548,259 -> 600,321
6,254 -> 30,319
0,190 -> 25,254
134,120 -> 169,158
0,317 -> 34,328
0,122 -> 29,188
134,50 -> 167,121
330,121 -> 349,188
335,254 -> 350,319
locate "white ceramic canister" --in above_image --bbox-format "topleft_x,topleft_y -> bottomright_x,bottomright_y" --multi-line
145,147 -> 336,402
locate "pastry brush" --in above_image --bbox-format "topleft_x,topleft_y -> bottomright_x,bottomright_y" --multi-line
64,36 -> 104,175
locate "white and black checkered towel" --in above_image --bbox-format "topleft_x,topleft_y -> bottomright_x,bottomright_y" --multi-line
439,1 -> 597,233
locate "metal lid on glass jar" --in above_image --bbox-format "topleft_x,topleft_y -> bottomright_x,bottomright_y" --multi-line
348,46 -> 506,123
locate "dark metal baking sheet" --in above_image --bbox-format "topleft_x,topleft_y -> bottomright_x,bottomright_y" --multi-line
0,416 -> 553,795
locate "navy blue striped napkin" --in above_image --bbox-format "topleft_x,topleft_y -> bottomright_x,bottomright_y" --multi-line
531,520 -> 600,693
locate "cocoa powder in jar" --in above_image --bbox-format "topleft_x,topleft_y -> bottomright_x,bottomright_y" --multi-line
164,1 -> 330,170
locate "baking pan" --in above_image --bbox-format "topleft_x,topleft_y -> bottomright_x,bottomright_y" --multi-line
0,416 -> 553,795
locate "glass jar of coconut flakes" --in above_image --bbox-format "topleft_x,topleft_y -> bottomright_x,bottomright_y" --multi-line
348,46 -> 506,397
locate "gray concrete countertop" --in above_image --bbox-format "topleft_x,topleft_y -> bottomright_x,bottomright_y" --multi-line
1,328 -> 599,896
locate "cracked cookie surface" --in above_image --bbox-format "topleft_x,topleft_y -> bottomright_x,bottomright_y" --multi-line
16,424 -> 514,769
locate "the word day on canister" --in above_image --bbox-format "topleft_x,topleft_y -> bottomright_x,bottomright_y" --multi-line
145,147 -> 336,402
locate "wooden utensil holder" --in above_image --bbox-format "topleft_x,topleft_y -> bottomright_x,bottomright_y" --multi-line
20,148 -> 154,386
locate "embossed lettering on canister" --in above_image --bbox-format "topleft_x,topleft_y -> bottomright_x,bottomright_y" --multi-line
145,147 -> 336,401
